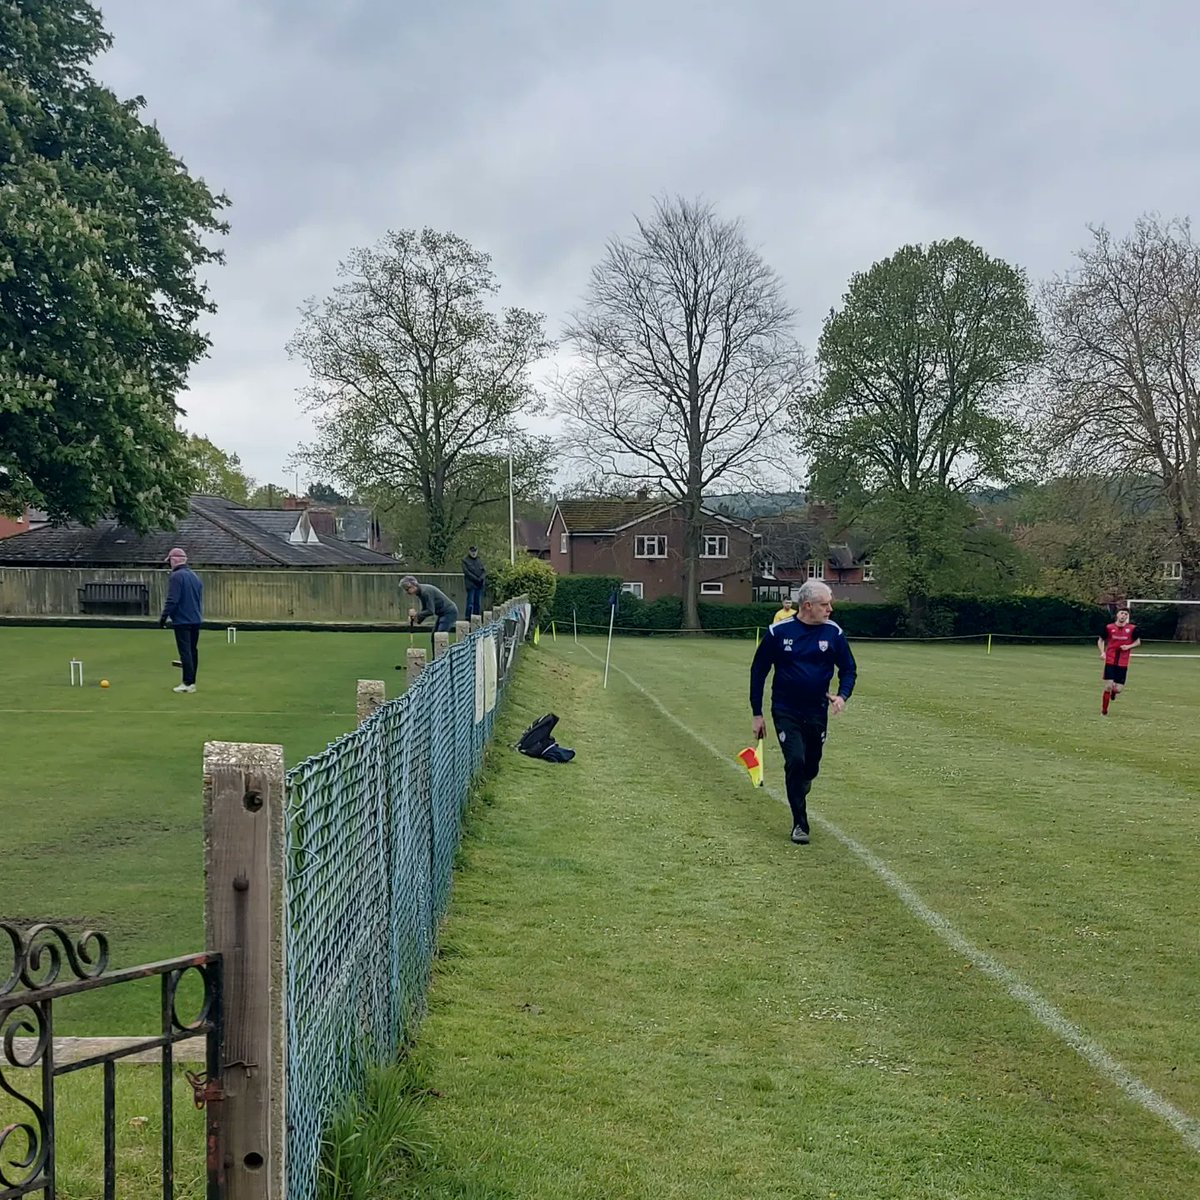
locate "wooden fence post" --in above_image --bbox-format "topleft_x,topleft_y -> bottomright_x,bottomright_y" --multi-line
203,741 -> 287,1200
356,679 -> 385,723
433,631 -> 450,660
406,647 -> 427,688
455,620 -> 471,642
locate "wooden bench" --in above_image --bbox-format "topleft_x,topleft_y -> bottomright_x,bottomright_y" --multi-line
78,580 -> 150,616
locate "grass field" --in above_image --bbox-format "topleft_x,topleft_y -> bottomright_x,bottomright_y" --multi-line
399,634 -> 1200,1198
0,625 -> 422,1199
0,625 -> 426,1030
4,626 -> 1200,1197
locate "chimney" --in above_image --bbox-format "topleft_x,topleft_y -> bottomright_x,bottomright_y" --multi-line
636,488 -> 649,501
308,508 -> 336,538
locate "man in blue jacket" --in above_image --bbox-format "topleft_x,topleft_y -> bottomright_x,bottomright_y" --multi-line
750,580 -> 857,844
161,547 -> 204,693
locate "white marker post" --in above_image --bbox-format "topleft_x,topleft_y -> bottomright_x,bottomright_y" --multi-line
602,597 -> 616,689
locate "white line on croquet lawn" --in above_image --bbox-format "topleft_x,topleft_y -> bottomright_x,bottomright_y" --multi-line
574,643 -> 1200,1155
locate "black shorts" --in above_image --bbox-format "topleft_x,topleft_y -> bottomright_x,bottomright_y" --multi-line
1103,663 -> 1128,685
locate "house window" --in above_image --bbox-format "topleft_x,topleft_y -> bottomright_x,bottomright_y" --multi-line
862,559 -> 875,582
635,535 -> 667,558
700,581 -> 724,595
806,559 -> 825,581
559,532 -> 568,554
760,560 -> 776,579
621,582 -> 644,599
701,534 -> 729,558
1163,561 -> 1183,581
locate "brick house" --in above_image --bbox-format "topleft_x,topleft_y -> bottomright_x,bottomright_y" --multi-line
547,498 -> 759,603
754,520 -> 883,604
0,507 -> 48,540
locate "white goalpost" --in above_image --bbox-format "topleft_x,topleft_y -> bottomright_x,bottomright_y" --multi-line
1125,598 -> 1200,657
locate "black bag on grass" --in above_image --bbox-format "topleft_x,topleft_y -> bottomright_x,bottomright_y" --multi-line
517,713 -> 559,757
516,713 -> 575,763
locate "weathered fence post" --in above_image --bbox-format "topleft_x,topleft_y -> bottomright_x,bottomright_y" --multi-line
455,620 -> 471,642
470,615 -> 482,632
483,609 -> 494,625
433,631 -> 450,660
203,742 -> 288,1200
356,679 -> 385,723
406,647 -> 427,688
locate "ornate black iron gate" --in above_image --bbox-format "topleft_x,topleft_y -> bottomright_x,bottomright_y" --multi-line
0,923 -> 223,1200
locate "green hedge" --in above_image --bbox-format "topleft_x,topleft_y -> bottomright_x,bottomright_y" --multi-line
697,602 -> 906,638
550,575 -> 624,630
924,595 -> 1177,640
547,577 -> 1176,640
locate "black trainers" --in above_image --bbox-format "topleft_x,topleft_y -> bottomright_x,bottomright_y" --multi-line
791,825 -> 810,844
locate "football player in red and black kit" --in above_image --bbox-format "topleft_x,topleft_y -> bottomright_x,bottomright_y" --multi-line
1097,607 -> 1140,715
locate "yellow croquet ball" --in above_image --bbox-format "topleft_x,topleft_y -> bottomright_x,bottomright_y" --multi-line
100,679 -> 111,688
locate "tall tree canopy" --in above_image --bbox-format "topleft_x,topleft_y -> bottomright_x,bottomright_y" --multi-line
1043,216 -> 1200,639
291,228 -> 553,567
184,434 -> 252,504
559,197 -> 807,628
806,238 -> 1042,624
0,0 -> 228,529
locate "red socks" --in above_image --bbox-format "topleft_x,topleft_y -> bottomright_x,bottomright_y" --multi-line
1102,690 -> 1111,715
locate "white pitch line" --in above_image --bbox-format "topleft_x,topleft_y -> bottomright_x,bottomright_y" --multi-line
573,642 -> 1200,1155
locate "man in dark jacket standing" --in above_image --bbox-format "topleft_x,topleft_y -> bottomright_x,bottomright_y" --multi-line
749,580 -> 857,844
462,546 -> 486,619
161,547 -> 204,693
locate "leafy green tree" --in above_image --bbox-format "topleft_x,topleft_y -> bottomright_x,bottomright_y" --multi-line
184,435 -> 252,504
807,238 -> 1042,627
247,483 -> 291,509
811,238 -> 1042,495
0,0 -> 228,529
307,481 -> 352,505
1007,477 -> 1169,605
290,229 -> 554,567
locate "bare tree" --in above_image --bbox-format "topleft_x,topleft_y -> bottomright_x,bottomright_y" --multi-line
559,197 -> 807,628
290,229 -> 554,567
1043,216 -> 1200,640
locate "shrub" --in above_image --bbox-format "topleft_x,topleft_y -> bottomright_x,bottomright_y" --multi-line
550,575 -> 624,630
491,554 -> 557,618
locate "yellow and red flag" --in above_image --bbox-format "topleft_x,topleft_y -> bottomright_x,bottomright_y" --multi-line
737,739 -> 764,788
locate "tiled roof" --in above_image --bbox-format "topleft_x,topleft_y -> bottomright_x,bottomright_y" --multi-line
0,495 -> 400,568
556,499 -> 665,532
557,498 -> 756,534
515,517 -> 550,552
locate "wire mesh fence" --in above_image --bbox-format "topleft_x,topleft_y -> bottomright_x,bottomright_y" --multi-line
282,599 -> 531,1200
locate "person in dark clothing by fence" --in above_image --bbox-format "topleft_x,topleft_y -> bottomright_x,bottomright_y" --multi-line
160,547 -> 204,693
462,546 -> 486,619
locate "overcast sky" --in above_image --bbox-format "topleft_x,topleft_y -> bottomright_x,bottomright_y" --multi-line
96,0 -> 1200,489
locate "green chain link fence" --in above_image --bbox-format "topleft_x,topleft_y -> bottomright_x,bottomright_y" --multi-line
283,598 -> 531,1200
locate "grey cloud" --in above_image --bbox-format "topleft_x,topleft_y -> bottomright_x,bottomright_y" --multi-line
91,0 -> 1200,482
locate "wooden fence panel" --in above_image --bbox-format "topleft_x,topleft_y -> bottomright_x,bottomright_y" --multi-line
0,567 -> 469,622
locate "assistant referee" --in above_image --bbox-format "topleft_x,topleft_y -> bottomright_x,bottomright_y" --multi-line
749,579 -> 857,844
